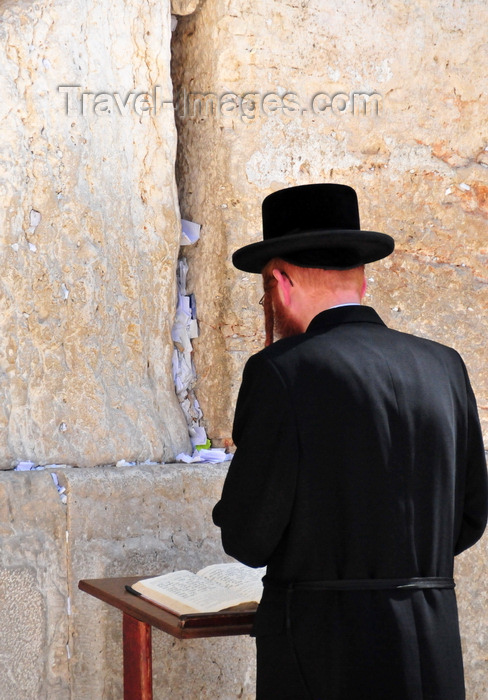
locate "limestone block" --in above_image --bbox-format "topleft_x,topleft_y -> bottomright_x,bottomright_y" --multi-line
171,0 -> 203,15
171,4 -> 488,696
171,0 -> 488,445
0,0 -> 190,468
64,463 -> 255,699
0,470 -> 69,700
455,538 -> 488,700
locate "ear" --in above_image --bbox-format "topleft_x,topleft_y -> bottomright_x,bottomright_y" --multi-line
360,274 -> 367,300
272,269 -> 293,306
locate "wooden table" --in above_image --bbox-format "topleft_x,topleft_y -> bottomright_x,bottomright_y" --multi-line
79,576 -> 257,700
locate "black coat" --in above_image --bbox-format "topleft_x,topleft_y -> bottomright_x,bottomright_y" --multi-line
213,305 -> 488,700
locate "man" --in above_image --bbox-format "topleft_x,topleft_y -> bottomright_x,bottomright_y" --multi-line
212,183 -> 488,700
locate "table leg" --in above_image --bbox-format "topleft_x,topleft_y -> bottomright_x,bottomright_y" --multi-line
123,612 -> 153,700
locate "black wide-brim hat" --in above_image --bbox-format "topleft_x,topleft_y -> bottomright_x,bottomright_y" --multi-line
232,183 -> 394,273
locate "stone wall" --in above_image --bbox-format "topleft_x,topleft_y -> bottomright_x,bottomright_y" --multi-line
456,543 -> 488,699
171,0 -> 488,445
0,463 -> 256,700
0,0 -> 487,698
170,4 -> 488,694
0,0 -> 190,468
0,470 -> 68,698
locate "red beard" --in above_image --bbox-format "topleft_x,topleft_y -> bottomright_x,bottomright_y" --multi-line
265,287 -> 303,342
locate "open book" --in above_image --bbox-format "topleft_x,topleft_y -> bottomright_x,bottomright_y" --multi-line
128,562 -> 265,615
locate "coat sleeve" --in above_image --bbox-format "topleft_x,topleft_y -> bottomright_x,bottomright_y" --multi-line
212,352 -> 299,568
454,360 -> 488,555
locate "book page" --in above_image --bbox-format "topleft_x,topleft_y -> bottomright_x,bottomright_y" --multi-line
197,563 -> 265,603
134,570 -> 249,614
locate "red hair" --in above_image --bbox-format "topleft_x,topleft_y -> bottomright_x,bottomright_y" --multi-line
261,258 -> 365,346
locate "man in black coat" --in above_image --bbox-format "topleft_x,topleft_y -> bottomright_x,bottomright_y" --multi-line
212,184 -> 488,700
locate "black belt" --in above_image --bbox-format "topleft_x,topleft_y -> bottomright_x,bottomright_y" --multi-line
266,576 -> 455,591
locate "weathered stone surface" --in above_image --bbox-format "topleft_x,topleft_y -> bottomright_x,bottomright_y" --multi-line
64,463 -> 255,699
0,464 -> 256,699
0,470 -> 68,699
172,0 -> 488,445
455,539 -> 488,700
0,1 -> 486,698
171,0 -> 203,15
0,0 -> 190,468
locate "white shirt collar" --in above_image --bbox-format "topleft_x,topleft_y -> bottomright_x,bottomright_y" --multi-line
328,302 -> 361,310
